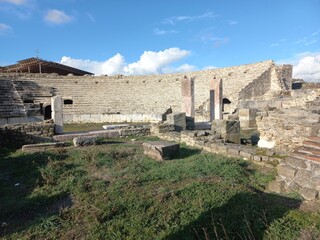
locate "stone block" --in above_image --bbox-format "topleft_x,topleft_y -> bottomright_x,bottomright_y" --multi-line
239,150 -> 253,160
268,180 -> 285,193
288,182 -> 301,192
253,155 -> 262,162
284,157 -> 307,169
299,187 -> 319,200
186,116 -> 195,130
278,165 -> 297,179
295,169 -> 312,188
227,147 -> 240,156
73,136 -> 97,146
311,177 -> 320,191
143,141 -> 180,161
102,124 -> 130,130
239,108 -> 258,128
211,120 -> 240,144
166,112 -> 186,132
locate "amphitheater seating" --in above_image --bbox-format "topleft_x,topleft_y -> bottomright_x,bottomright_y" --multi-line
0,78 -> 26,117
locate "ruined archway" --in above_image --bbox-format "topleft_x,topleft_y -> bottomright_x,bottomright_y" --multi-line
222,98 -> 231,113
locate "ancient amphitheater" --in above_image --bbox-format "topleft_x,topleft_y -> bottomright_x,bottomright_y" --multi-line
0,60 -> 292,123
1,59 -> 320,199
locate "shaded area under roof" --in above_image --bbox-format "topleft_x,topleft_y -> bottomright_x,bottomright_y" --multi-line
0,57 -> 93,76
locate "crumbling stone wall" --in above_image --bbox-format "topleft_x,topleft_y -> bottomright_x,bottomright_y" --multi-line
256,108 -> 320,152
0,120 -> 54,146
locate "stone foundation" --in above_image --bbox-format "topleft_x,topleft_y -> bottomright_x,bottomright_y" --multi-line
0,120 -> 54,146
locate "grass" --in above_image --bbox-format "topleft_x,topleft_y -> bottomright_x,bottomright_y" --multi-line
0,137 -> 319,239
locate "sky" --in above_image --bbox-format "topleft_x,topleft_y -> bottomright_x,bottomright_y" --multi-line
0,0 -> 320,81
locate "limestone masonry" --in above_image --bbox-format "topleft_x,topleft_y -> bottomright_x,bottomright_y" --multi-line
0,60 -> 291,123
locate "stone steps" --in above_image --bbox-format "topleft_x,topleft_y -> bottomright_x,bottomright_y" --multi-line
297,146 -> 320,156
292,136 -> 320,163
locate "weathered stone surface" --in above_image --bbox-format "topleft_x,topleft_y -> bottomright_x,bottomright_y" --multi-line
284,157 -> 307,169
299,187 -> 319,200
150,123 -> 175,134
166,112 -> 186,132
102,124 -> 130,130
239,108 -> 258,128
288,182 -> 301,192
73,136 -> 97,146
311,177 -> 320,191
253,155 -> 262,162
143,141 -> 180,161
268,180 -> 285,193
295,169 -> 312,188
51,96 -> 63,134
185,116 -> 195,130
53,129 -> 122,141
210,78 -> 223,120
239,149 -> 253,160
227,147 -> 240,156
181,76 -> 195,117
261,155 -> 270,161
211,119 -> 240,144
278,165 -> 297,179
22,142 -> 67,152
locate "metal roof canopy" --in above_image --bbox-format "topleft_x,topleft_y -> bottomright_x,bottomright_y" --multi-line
0,57 -> 93,76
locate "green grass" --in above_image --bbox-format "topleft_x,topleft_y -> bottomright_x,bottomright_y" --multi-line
0,138 -> 319,239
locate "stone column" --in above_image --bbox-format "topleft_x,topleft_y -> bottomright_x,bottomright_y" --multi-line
181,76 -> 195,130
210,77 -> 223,120
51,96 -> 63,134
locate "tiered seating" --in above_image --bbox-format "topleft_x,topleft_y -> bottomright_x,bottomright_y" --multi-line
0,78 -> 26,117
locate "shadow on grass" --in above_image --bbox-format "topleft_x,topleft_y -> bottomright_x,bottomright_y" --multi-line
0,149 -> 72,237
167,189 -> 302,240
176,146 -> 202,159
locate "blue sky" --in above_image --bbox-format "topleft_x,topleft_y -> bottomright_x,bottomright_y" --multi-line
0,0 -> 319,81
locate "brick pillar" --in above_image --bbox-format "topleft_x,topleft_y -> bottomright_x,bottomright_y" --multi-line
181,75 -> 195,130
181,75 -> 195,117
51,96 -> 63,134
210,78 -> 223,120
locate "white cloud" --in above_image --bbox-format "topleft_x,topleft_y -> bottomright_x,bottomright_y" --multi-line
162,12 -> 219,25
153,28 -> 178,35
292,52 -> 320,82
60,48 -> 192,76
228,20 -> 238,25
0,23 -> 11,35
203,66 -> 219,70
294,30 -> 319,46
0,0 -> 27,5
45,9 -> 73,24
269,43 -> 280,47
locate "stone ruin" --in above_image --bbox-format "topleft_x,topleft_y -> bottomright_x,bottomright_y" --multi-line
1,59 -> 320,200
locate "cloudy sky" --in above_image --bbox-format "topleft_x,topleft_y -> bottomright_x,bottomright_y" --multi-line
0,0 -> 319,81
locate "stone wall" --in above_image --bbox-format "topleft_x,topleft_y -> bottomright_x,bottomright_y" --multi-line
276,157 -> 320,200
1,60 -> 288,123
256,108 -> 320,152
0,120 -> 54,146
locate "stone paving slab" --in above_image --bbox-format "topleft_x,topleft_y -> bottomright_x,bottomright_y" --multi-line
143,141 -> 180,161
22,142 -> 67,152
102,124 -> 130,130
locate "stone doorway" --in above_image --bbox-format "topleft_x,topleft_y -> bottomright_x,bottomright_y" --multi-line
44,105 -> 52,120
